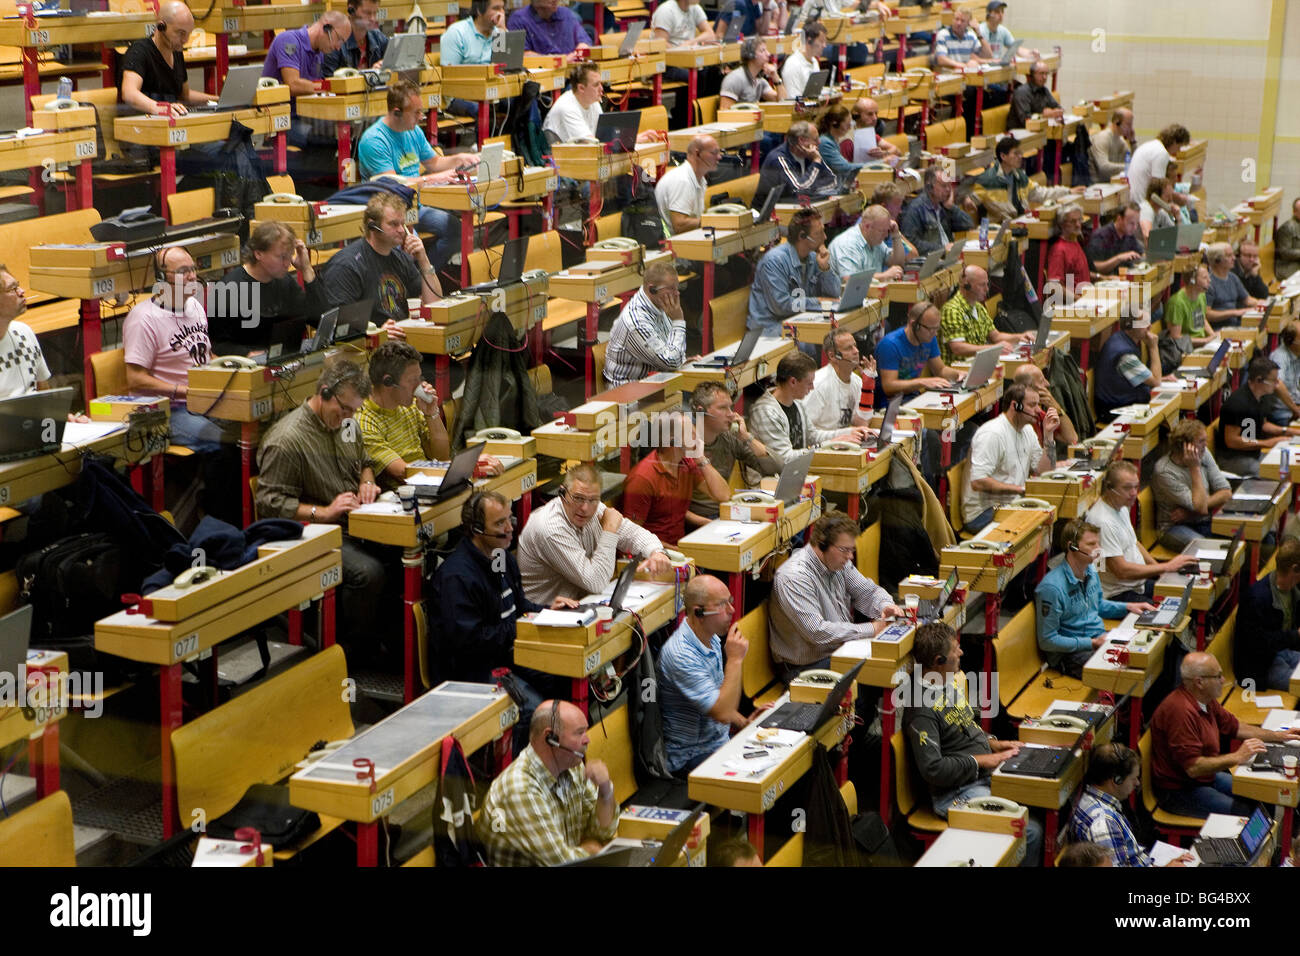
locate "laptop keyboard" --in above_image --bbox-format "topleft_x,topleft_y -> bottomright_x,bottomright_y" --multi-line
1196,837 -> 1245,865
764,702 -> 818,732
1006,748 -> 1064,775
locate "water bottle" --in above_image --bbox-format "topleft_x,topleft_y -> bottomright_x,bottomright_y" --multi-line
57,75 -> 71,101
978,216 -> 989,251
1123,148 -> 1131,176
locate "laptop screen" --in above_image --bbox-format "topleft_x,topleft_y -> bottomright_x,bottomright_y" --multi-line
1240,806 -> 1270,856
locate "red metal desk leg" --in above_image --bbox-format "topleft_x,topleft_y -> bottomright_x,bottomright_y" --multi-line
981,594 -> 1000,731
1283,806 -> 1295,858
729,571 -> 745,616
848,492 -> 859,522
702,260 -> 715,353
594,1 -> 604,35
461,210 -> 473,289
1077,338 -> 1090,388
81,299 -> 101,397
748,812 -> 765,859
404,550 -> 421,703
879,700 -> 895,827
336,121 -> 352,189
240,421 -> 257,527
160,662 -> 183,839
974,86 -> 984,136
30,723 -> 59,797
216,34 -> 229,89
585,301 -> 599,398
434,355 -> 450,403
478,100 -> 489,146
571,677 -> 588,719
653,72 -> 662,106
160,147 -> 176,222
1043,808 -> 1058,866
287,606 -> 302,646
274,131 -> 287,175
322,587 -> 336,647
357,821 -> 379,866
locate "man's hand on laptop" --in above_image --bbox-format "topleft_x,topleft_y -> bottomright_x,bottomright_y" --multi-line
877,265 -> 903,281
1235,739 -> 1267,765
639,550 -> 672,576
1125,602 -> 1157,616
1161,553 -> 1199,574
920,376 -> 955,391
879,603 -> 906,620
974,748 -> 1018,768
550,596 -> 582,610
838,425 -> 870,444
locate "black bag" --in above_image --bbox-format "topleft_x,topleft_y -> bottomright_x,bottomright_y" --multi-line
206,783 -> 320,845
849,811 -> 904,866
433,736 -> 483,866
17,532 -> 124,670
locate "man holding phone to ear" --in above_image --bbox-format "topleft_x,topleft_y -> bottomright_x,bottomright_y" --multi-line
603,261 -> 700,387
356,78 -> 480,273
962,383 -> 1057,533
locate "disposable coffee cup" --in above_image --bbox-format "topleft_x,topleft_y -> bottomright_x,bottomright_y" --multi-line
595,606 -> 614,621
1285,754 -> 1297,779
407,297 -> 423,316
1198,560 -> 1211,580
904,594 -> 920,615
398,485 -> 416,513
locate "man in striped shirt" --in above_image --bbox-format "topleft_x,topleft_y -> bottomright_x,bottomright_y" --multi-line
603,261 -> 697,388
768,513 -> 905,683
1069,743 -> 1193,867
517,463 -> 672,605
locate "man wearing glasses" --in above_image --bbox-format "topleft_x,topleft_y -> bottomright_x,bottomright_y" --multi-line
517,463 -> 674,605
256,360 -> 393,655
769,513 -> 904,684
1150,651 -> 1300,818
356,78 -> 481,272
323,0 -> 388,74
872,301 -> 961,408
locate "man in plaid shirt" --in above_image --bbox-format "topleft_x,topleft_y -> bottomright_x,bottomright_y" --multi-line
1068,742 -> 1192,867
478,700 -> 619,866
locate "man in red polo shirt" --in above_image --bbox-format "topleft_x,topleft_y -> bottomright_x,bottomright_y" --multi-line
623,411 -> 731,545
1150,651 -> 1300,818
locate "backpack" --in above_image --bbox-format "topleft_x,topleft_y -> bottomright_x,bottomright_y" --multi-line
505,80 -> 550,168
17,532 -> 126,673
992,238 -> 1042,335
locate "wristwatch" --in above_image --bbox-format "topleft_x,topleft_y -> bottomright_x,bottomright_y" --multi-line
310,505 -> 317,523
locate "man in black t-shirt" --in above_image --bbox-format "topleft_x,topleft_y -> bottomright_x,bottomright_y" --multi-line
319,192 -> 441,329
121,1 -> 215,115
1217,356 -> 1300,477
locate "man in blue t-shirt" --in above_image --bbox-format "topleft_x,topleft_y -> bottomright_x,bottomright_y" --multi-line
356,79 -> 483,272
874,300 -> 961,407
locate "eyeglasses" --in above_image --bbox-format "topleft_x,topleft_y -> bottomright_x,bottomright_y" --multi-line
0,282 -> 20,294
1198,671 -> 1225,681
829,544 -> 855,555
565,492 -> 601,507
165,265 -> 199,276
918,322 -> 941,334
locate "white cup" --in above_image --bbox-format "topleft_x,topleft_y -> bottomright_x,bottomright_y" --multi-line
595,605 -> 614,622
1198,560 -> 1212,581
904,593 -> 920,614
407,297 -> 423,315
1285,755 -> 1297,779
397,484 -> 416,513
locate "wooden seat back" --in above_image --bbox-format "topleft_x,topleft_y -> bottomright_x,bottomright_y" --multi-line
584,697 -> 638,806
0,791 -> 76,866
740,601 -> 778,699
990,604 -> 1041,708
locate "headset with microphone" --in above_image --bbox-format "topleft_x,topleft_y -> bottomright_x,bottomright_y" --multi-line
463,491 -> 515,541
544,700 -> 586,759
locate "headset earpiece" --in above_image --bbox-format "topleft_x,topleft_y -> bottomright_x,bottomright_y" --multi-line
545,700 -> 562,748
321,385 -> 334,401
1113,772 -> 1126,785
934,654 -> 946,665
382,374 -> 395,386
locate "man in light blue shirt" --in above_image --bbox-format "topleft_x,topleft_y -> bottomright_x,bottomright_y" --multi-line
356,78 -> 482,271
657,574 -> 754,775
1035,519 -> 1155,677
827,204 -> 907,282
747,208 -> 840,338
440,0 -> 506,114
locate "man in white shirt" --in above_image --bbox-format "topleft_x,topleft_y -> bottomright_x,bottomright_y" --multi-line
656,135 -> 721,239
781,22 -> 826,98
652,0 -> 716,46
719,37 -> 784,108
0,266 -> 52,399
1127,124 -> 1192,216
977,1 -> 1036,58
516,463 -> 672,604
542,62 -> 603,143
803,330 -> 874,430
1085,460 -> 1198,602
963,382 -> 1057,533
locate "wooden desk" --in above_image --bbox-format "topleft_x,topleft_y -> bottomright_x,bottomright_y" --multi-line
961,63 -> 1012,136
996,330 -> 1070,379
1083,620 -> 1169,747
667,119 -> 761,154
752,97 -> 837,135
251,202 -> 365,250
348,458 -> 537,704
1024,467 -> 1102,520
515,577 -> 682,717
781,297 -> 883,346
1154,544 -> 1245,651
0,123 -> 97,212
663,42 -> 741,106
0,649 -> 67,801
1041,114 -> 1083,184
990,743 -> 1085,865
1211,480 -> 1291,585
957,231 -> 1010,275
0,421 -> 134,511
96,524 -> 343,838
548,250 -> 674,398
672,336 -> 794,397
289,681 -> 516,865
884,12 -> 941,70
688,689 -> 852,859
1017,698 -> 1116,750
667,217 -> 780,351
530,371 -> 683,463
916,825 -> 1022,866
877,260 -> 963,304
1259,710 -> 1300,855
114,104 -> 290,219
1151,369 -> 1225,419
1078,182 -> 1130,223
551,137 -> 670,246
903,377 -> 1003,506
774,192 -> 862,230
813,432 -> 915,522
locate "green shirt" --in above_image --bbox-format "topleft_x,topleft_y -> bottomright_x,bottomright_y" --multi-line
939,290 -> 994,366
1165,287 -> 1207,338
254,400 -> 377,520
355,398 -> 431,492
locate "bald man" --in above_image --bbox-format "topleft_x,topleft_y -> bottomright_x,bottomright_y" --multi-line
121,1 -> 216,114
655,134 -> 722,236
1013,364 -> 1078,447
851,98 -> 899,159
1150,652 -> 1300,819
477,700 -> 619,866
939,265 -> 1033,364
262,10 -> 349,95
827,204 -> 906,282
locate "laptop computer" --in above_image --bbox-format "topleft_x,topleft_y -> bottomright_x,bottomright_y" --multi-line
491,29 -> 526,72
1197,524 -> 1244,576
1195,805 -> 1271,866
618,21 -> 646,57
828,271 -> 873,313
334,298 -> 373,342
576,559 -> 639,616
1135,577 -> 1194,629
1000,744 -> 1074,778
414,441 -> 486,502
801,69 -> 829,103
384,33 -> 428,72
754,183 -> 783,224
996,38 -> 1023,65
238,315 -> 310,361
905,138 -> 923,170
565,806 -> 705,866
762,659 -> 865,733
595,111 -> 641,154
905,247 -> 943,275
1031,308 -> 1054,353
0,604 -> 32,682
193,65 -> 263,111
873,395 -> 901,451
1145,223 -> 1180,263
1176,220 -> 1207,252
1249,743 -> 1300,773
1221,478 -> 1283,516
770,450 -> 814,505
929,344 -> 1002,393
723,19 -> 743,42
465,235 -> 529,294
695,327 -> 762,368
1177,338 -> 1230,380
917,567 -> 958,621
476,141 -> 504,186
0,387 -> 73,463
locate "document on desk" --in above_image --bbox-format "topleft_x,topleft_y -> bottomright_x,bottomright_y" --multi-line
681,520 -> 764,544
531,608 -> 598,628
1252,695 -> 1285,710
1150,841 -> 1196,867
1195,548 -> 1228,561
62,421 -> 125,445
836,638 -> 872,660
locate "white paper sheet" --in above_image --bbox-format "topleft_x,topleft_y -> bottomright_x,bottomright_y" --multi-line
851,127 -> 877,162
1253,695 -> 1285,709
1150,841 -> 1196,867
62,421 -> 125,445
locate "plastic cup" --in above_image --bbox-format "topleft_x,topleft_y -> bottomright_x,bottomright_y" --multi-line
1198,560 -> 1211,581
397,485 -> 416,513
904,594 -> 920,616
1285,755 -> 1297,780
